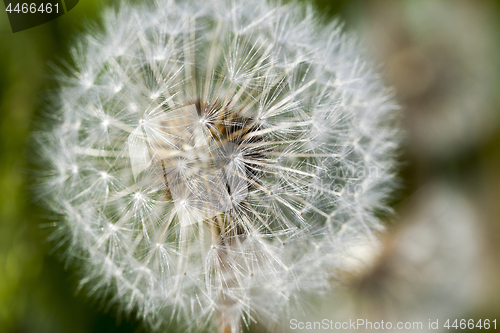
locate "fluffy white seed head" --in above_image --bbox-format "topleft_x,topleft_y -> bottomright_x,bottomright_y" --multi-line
36,0 -> 399,331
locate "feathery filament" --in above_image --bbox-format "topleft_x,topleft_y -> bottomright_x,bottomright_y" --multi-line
36,0 -> 399,331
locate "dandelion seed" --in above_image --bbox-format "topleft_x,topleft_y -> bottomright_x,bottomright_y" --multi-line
36,0 -> 399,332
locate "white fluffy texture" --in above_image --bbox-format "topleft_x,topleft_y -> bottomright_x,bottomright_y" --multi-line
37,0 -> 398,331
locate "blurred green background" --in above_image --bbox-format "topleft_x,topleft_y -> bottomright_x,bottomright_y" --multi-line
1,0 -> 499,332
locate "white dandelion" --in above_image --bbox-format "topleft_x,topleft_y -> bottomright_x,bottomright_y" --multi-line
36,0 -> 399,332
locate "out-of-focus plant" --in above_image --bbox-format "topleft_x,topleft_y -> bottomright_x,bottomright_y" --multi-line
358,0 -> 499,161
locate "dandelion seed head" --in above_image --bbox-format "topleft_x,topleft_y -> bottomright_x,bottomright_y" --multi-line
36,0 -> 399,331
